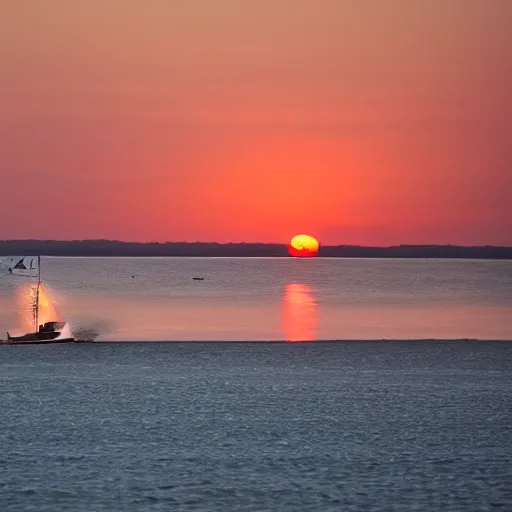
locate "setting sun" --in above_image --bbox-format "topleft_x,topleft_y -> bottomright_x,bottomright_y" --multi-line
288,234 -> 319,258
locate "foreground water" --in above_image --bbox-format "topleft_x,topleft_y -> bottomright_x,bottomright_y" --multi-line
0,341 -> 510,511
0,257 -> 511,341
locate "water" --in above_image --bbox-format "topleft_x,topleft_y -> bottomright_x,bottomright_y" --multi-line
0,257 -> 511,340
0,342 -> 510,511
0,258 -> 512,341
1,258 -> 511,510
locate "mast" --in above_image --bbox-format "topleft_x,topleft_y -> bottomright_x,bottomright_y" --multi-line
34,255 -> 41,332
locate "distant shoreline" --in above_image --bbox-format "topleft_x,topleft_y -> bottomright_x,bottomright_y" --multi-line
1,240 -> 511,259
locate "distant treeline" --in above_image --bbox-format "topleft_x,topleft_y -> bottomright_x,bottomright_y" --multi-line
0,240 -> 511,259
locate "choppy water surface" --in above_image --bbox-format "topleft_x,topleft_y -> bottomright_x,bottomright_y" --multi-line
0,257 -> 511,340
0,342 -> 511,511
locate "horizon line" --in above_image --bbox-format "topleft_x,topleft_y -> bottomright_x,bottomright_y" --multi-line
1,239 -> 511,249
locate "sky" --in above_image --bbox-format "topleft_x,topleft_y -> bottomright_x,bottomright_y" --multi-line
1,0 -> 511,245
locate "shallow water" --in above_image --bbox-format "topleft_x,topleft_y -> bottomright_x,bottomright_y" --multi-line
1,257 -> 511,341
0,341 -> 510,511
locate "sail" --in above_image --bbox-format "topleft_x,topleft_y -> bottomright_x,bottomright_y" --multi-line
37,282 -> 63,325
0,256 -> 19,269
11,280 -> 66,336
6,256 -> 39,278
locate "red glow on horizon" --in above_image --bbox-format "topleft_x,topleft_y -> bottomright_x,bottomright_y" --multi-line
1,3 -> 511,246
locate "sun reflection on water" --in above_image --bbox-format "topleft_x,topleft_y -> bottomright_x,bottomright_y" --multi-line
282,283 -> 318,342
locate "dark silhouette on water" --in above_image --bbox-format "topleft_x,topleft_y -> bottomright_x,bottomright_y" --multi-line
0,240 -> 511,259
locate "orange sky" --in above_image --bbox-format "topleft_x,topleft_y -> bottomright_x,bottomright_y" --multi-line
1,0 -> 511,245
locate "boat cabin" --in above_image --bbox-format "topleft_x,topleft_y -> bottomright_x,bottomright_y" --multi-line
39,321 -> 65,333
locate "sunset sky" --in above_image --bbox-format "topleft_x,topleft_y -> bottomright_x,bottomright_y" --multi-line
1,1 -> 511,245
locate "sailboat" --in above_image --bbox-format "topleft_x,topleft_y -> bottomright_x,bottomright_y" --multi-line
4,256 -> 75,344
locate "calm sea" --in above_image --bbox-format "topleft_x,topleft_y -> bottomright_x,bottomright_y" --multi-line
0,342 -> 511,511
1,258 -> 511,511
1,257 -> 511,341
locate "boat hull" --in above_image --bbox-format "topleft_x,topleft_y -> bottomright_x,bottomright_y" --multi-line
3,338 -> 75,345
5,321 -> 76,344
